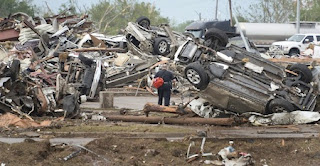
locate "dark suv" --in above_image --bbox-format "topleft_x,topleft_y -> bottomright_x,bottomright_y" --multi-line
175,40 -> 317,114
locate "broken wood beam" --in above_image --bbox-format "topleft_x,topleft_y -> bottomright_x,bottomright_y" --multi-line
106,115 -> 240,126
143,102 -> 192,116
269,58 -> 320,63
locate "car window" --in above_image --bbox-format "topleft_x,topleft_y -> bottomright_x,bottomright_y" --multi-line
288,35 -> 305,42
185,30 -> 202,38
316,36 -> 320,41
303,36 -> 314,43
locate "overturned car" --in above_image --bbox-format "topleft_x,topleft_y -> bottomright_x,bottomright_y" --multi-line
175,40 -> 318,116
125,17 -> 188,58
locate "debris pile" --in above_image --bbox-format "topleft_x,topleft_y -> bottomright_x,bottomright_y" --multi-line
187,138 -> 254,166
0,13 -> 96,118
1,11 -> 320,126
0,13 -> 193,119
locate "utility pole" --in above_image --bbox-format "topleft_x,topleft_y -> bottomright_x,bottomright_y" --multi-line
296,0 -> 300,33
228,0 -> 233,26
215,0 -> 219,20
195,11 -> 202,21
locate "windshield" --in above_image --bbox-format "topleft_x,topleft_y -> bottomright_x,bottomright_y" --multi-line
288,35 -> 305,42
185,30 -> 202,38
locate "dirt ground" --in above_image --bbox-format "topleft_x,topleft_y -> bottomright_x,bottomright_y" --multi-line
1,104 -> 320,165
0,136 -> 320,166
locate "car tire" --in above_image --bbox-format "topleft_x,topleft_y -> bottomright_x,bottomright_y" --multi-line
185,62 -> 209,90
204,28 -> 228,50
289,63 -> 313,83
153,37 -> 170,56
268,99 -> 295,114
136,16 -> 150,29
289,48 -> 300,56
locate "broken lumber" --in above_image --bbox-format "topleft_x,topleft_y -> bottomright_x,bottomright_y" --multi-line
269,58 -> 320,63
105,115 -> 240,126
143,102 -> 192,116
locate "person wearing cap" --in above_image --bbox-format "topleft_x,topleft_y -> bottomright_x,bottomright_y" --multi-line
154,63 -> 174,106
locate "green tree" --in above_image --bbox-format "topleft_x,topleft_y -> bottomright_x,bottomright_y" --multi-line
0,0 -> 37,17
300,0 -> 320,21
89,0 -> 169,35
237,0 -> 295,23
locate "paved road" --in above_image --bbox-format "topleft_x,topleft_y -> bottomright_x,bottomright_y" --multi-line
81,96 -> 193,110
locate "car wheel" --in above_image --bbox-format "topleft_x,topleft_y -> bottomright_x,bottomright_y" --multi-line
289,48 -> 300,56
154,38 -> 170,56
268,99 -> 295,114
136,16 -> 150,29
204,28 -> 228,50
289,63 -> 313,83
185,62 -> 209,90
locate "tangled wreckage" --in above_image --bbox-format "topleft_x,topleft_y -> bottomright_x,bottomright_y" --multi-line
177,41 -> 318,117
0,13 -> 320,121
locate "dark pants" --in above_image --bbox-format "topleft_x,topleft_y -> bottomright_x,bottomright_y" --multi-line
158,85 -> 171,106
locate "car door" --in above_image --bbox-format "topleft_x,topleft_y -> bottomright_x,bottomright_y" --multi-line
301,35 -> 314,51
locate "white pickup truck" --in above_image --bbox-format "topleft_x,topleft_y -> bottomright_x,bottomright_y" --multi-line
271,34 -> 320,56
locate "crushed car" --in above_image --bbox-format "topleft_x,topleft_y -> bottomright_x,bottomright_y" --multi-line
174,40 -> 318,117
125,16 -> 188,58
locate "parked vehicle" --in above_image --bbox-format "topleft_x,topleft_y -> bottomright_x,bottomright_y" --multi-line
271,34 -> 320,56
175,40 -> 318,115
185,20 -> 320,52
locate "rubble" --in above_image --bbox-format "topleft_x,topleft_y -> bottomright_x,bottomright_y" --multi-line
1,6 -> 320,166
0,13 -> 174,118
186,139 -> 254,166
249,111 -> 320,126
1,10 -> 320,129
0,113 -> 57,128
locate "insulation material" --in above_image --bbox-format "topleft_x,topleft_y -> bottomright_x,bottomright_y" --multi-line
0,113 -> 52,128
249,111 -> 320,126
244,62 -> 264,73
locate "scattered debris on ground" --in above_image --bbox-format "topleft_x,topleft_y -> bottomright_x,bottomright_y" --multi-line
2,10 -> 320,166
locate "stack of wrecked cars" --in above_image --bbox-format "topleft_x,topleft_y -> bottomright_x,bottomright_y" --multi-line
0,14 -> 192,119
174,40 -> 319,118
1,12 -> 320,123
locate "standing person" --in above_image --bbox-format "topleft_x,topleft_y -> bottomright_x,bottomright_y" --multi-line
154,63 -> 174,106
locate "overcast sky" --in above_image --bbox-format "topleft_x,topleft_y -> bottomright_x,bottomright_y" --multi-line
33,0 -> 256,24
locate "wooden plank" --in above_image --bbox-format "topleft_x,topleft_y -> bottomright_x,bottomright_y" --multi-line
269,58 -> 320,63
0,28 -> 19,41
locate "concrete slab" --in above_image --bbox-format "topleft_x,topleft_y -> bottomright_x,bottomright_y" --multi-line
81,96 -> 190,110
